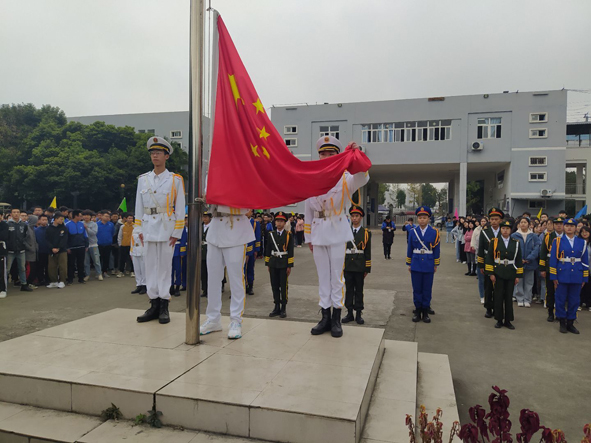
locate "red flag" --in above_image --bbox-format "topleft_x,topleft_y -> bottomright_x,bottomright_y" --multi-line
206,16 -> 371,209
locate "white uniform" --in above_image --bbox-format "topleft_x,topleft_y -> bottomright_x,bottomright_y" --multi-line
304,171 -> 370,309
130,230 -> 146,287
133,169 -> 185,300
206,206 -> 255,324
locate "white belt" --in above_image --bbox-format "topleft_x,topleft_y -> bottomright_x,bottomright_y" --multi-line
559,257 -> 581,264
413,249 -> 433,255
144,207 -> 166,215
271,251 -> 287,257
346,249 -> 364,254
494,258 -> 515,266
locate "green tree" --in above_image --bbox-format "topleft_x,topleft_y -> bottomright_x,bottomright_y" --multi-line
466,181 -> 483,214
378,183 -> 389,205
420,183 -> 438,208
396,189 -> 406,208
407,183 -> 422,208
436,187 -> 448,214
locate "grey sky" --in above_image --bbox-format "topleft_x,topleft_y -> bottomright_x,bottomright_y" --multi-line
1,0 -> 590,120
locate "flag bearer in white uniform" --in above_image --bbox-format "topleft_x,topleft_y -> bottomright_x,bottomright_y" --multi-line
200,206 -> 255,339
135,137 -> 186,324
305,136 -> 369,338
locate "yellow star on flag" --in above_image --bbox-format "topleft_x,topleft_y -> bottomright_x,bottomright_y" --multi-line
252,98 -> 265,114
250,143 -> 260,157
261,146 -> 270,159
257,126 -> 270,141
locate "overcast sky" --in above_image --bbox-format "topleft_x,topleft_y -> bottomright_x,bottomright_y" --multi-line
1,0 -> 590,121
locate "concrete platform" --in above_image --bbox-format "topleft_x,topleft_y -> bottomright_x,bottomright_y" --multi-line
0,308 -> 385,443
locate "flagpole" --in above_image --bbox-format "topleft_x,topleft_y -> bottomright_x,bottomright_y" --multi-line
186,0 -> 204,345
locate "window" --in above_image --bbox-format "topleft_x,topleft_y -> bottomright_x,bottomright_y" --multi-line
529,157 -> 547,166
320,125 -> 340,139
477,117 -> 502,139
284,138 -> 297,147
497,170 -> 505,189
147,129 -> 155,134
528,200 -> 546,209
138,129 -> 146,133
529,172 -> 547,182
170,130 -> 182,138
284,125 -> 297,134
530,128 -> 548,139
361,120 -> 451,143
530,113 -> 548,123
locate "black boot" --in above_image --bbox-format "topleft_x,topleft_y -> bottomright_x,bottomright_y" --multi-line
485,309 -> 494,318
269,303 -> 281,317
566,319 -> 580,334
355,310 -> 364,325
422,308 -> 431,323
137,299 -> 161,323
311,308 -> 332,335
159,299 -> 170,324
139,285 -> 147,295
494,321 -> 503,329
559,318 -> 567,334
246,284 -> 254,295
280,304 -> 287,318
465,263 -> 471,275
172,285 -> 180,297
412,309 -> 422,322
547,309 -> 554,322
20,284 -> 33,292
331,308 -> 343,338
131,286 -> 142,294
342,309 -> 354,323
428,307 -> 435,315
200,291 -> 207,298
169,285 -> 175,296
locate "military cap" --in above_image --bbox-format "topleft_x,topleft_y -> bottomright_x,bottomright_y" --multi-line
147,136 -> 173,155
553,217 -> 564,224
203,211 -> 212,218
416,206 -> 432,217
275,211 -> 288,221
500,220 -> 513,228
316,135 -> 343,154
349,206 -> 365,217
563,218 -> 577,226
488,207 -> 505,218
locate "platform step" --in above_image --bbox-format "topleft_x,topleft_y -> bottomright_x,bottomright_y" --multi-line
361,340 -> 418,443
415,352 -> 460,441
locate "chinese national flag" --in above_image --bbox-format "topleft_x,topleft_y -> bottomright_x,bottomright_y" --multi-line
206,16 -> 371,209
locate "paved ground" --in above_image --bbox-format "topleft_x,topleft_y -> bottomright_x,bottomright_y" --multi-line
1,232 -> 589,438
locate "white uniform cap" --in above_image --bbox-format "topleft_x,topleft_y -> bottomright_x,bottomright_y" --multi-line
147,136 -> 173,156
316,135 -> 342,153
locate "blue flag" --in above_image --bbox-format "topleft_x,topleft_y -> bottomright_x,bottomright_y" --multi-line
575,205 -> 587,219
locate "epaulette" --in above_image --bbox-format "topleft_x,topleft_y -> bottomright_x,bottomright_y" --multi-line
138,172 -> 150,178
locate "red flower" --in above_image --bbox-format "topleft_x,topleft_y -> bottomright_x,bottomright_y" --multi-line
539,427 -> 554,443
459,423 -> 480,443
470,405 -> 490,441
516,409 -> 540,443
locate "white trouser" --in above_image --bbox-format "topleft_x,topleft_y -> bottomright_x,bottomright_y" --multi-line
144,241 -> 174,300
312,243 -> 346,309
131,255 -> 146,286
206,243 -> 247,324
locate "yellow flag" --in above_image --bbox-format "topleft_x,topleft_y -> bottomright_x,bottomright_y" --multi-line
49,197 -> 57,209
537,207 -> 543,219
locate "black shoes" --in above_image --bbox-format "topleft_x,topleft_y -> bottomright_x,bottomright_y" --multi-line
139,285 -> 147,295
280,304 -> 287,318
485,309 -> 494,318
422,309 -> 431,323
311,308 -> 332,335
566,319 -> 580,334
246,284 -> 254,295
355,310 -> 364,325
331,308 -> 343,338
137,299 -> 161,323
159,299 -> 170,324
269,303 -> 281,317
131,286 -> 142,294
412,310 -> 422,322
559,318 -> 567,334
342,309 -> 355,324
20,285 -> 33,292
504,322 -> 515,330
200,292 -> 207,298
547,310 -> 554,322
173,285 -> 181,297
494,321 -> 503,329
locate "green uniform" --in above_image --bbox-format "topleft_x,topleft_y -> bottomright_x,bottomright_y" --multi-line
478,227 -> 500,311
265,229 -> 294,306
485,236 -> 523,323
344,227 -> 371,311
538,231 -> 557,314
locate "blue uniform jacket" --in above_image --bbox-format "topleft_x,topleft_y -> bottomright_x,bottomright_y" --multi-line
406,225 -> 441,273
549,236 -> 589,284
173,227 -> 188,257
246,219 -> 261,257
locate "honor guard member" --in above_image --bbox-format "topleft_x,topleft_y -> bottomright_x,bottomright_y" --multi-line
406,206 -> 440,323
549,218 -> 589,334
134,136 -> 186,324
170,215 -> 188,296
485,220 -> 523,330
265,211 -> 294,318
201,211 -> 212,298
539,217 -> 564,322
381,215 -> 395,259
305,136 -> 369,338
477,207 -> 504,319
244,211 -> 261,295
200,205 -> 255,339
343,206 -> 371,325
130,222 -> 147,295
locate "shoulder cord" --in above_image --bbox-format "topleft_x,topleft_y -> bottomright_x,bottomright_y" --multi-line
329,172 -> 362,217
493,238 -> 499,261
166,177 -> 178,217
430,229 -> 440,249
284,232 -> 290,251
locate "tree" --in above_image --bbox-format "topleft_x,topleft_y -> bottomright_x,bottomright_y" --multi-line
436,187 -> 448,215
407,183 -> 422,208
420,183 -> 438,208
396,189 -> 406,208
466,181 -> 484,215
378,183 -> 389,205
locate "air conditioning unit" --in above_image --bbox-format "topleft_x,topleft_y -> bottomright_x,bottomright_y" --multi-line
540,189 -> 553,198
471,141 -> 483,151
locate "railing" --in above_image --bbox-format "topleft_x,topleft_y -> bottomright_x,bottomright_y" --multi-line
566,183 -> 585,194
567,140 -> 591,148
